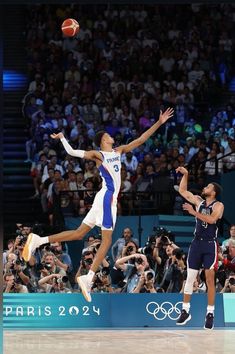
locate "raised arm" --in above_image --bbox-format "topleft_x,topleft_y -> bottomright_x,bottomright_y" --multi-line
116,108 -> 174,154
175,166 -> 201,207
50,133 -> 103,163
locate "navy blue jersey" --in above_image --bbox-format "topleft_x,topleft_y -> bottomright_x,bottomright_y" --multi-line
194,200 -> 219,241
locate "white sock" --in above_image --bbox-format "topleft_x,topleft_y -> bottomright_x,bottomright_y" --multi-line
38,236 -> 49,246
182,302 -> 190,313
207,305 -> 214,315
87,270 -> 95,281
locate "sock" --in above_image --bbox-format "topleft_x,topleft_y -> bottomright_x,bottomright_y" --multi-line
87,270 -> 95,281
207,305 -> 214,315
38,236 -> 49,246
182,302 -> 190,313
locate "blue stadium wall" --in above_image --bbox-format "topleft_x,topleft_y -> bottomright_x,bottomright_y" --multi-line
3,293 -> 235,329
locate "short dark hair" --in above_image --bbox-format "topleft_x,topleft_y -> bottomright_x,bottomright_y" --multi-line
211,182 -> 223,197
94,131 -> 106,147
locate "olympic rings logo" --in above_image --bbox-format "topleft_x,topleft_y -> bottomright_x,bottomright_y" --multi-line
146,301 -> 183,321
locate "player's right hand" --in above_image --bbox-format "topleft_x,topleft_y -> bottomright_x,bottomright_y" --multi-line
175,166 -> 188,175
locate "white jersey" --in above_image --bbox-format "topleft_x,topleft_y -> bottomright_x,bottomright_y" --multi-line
83,149 -> 121,230
98,149 -> 121,198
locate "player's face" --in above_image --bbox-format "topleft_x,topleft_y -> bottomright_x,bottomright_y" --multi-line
201,184 -> 215,198
102,133 -> 114,145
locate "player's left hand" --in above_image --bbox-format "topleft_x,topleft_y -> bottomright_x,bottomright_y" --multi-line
158,107 -> 174,125
182,203 -> 195,215
50,132 -> 64,140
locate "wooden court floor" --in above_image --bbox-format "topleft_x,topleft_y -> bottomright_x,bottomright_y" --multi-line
4,329 -> 235,354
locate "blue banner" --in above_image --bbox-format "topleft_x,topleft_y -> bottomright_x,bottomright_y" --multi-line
3,293 -> 225,329
223,294 -> 235,326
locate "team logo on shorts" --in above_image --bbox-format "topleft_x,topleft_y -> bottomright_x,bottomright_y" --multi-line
146,301 -> 183,320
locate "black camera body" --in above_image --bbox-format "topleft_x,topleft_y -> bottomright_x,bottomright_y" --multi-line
135,257 -> 144,265
56,275 -> 69,284
229,277 -> 235,286
83,258 -> 93,266
18,235 -> 28,246
38,262 -> 52,271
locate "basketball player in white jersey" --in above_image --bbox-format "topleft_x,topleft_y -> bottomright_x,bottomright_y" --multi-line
23,107 -> 174,301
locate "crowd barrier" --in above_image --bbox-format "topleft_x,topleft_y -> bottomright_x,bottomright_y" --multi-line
3,293 -> 235,329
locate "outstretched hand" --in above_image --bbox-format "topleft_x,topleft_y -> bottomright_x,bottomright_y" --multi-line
50,132 -> 64,140
175,166 -> 188,175
158,107 -> 174,125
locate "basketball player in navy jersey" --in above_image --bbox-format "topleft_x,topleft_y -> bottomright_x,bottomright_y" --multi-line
175,166 -> 224,330
22,108 -> 174,302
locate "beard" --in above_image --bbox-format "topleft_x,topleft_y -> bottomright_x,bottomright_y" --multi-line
201,192 -> 208,198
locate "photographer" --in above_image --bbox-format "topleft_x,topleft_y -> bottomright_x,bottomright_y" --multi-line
5,236 -> 31,287
132,270 -> 156,293
138,235 -> 162,272
110,240 -> 138,288
38,273 -> 71,293
76,251 -> 95,277
111,227 -> 139,262
3,239 -> 15,266
160,248 -> 186,293
115,253 -> 149,292
220,273 -> 235,293
39,252 -> 67,276
3,271 -> 28,293
92,267 -> 113,293
50,242 -> 73,273
153,228 -> 178,283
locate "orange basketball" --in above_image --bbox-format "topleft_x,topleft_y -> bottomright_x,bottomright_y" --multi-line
61,18 -> 80,37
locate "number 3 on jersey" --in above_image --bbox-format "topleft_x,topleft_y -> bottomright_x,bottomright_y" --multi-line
113,164 -> 119,172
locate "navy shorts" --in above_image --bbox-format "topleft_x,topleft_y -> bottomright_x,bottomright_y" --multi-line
187,238 -> 218,270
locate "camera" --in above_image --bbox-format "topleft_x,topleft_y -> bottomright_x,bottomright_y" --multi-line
135,257 -> 144,265
99,267 -> 110,276
56,276 -> 69,284
18,235 -> 28,246
126,246 -> 134,253
44,245 -> 54,252
144,270 -> 155,281
138,236 -> 156,256
38,262 -> 52,271
229,278 -> 235,286
83,258 -> 93,266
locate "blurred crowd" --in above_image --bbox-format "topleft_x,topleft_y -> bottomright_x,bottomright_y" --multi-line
6,4 -> 235,294
3,224 -> 235,293
21,3 -> 235,221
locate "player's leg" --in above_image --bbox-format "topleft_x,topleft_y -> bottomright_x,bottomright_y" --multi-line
77,195 -> 116,302
177,240 -> 200,325
77,229 -> 113,302
22,223 -> 91,262
203,241 -> 217,330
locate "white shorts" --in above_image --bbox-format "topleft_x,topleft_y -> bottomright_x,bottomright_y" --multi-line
82,189 -> 117,230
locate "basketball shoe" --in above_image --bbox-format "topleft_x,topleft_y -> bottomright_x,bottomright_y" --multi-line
22,233 -> 42,261
77,275 -> 92,302
204,313 -> 214,330
176,310 -> 192,325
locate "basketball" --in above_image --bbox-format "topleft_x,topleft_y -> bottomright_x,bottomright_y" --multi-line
61,18 -> 80,37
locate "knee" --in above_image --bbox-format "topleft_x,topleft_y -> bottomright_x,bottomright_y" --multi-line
184,268 -> 198,295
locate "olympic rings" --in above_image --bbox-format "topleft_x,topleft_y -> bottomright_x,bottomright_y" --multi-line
146,301 -> 183,320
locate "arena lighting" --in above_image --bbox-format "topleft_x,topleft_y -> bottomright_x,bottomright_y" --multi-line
3,70 -> 27,91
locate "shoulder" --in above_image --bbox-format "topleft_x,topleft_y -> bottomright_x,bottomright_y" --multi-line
213,201 -> 224,209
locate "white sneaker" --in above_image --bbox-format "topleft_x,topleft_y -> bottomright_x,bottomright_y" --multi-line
22,233 -> 41,262
77,275 -> 92,302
